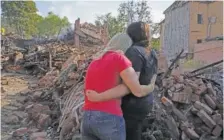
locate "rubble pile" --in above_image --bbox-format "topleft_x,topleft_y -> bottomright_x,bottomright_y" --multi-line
9,59 -> 223,140
2,37 -> 223,140
143,75 -> 223,140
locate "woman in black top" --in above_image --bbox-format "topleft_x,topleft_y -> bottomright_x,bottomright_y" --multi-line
86,21 -> 158,140
122,22 -> 158,140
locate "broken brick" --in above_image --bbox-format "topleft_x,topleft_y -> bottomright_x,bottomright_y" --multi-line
12,127 -> 28,137
161,96 -> 173,107
212,114 -> 222,124
174,83 -> 184,91
197,110 -> 216,129
184,128 -> 200,140
194,101 -> 213,115
207,83 -> 216,96
195,85 -> 207,95
172,107 -> 187,121
171,92 -> 190,104
204,94 -> 216,109
212,125 -> 222,136
191,94 -> 200,102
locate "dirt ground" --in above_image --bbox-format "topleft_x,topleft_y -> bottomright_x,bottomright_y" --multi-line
1,73 -> 38,140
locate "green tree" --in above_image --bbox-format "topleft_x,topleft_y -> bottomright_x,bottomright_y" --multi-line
151,38 -> 160,50
95,13 -> 125,38
151,23 -> 160,36
36,12 -> 70,38
95,1 -> 155,39
1,1 -> 39,38
118,0 -> 152,25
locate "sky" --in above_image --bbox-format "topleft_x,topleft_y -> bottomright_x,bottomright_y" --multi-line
34,0 -> 175,24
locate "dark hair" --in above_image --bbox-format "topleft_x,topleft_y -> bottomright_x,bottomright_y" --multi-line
127,21 -> 150,47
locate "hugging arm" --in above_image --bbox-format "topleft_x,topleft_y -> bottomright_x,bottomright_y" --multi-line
87,50 -> 157,101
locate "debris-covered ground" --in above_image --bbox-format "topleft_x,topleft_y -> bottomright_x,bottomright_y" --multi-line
1,32 -> 223,140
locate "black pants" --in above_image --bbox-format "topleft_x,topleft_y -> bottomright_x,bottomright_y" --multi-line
124,115 -> 143,140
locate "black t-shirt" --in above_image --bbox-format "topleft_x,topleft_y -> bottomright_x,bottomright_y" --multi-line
121,45 -> 158,119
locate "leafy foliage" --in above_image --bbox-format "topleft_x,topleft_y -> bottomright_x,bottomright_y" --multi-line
1,1 -> 70,39
94,0 -> 159,40
37,12 -> 70,38
1,1 -> 38,37
95,13 -> 125,38
118,0 -> 152,25
151,38 -> 160,50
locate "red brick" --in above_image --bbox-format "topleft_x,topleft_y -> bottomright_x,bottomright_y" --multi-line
161,96 -> 173,107
30,132 -> 47,140
191,94 -> 200,102
194,101 -> 213,115
204,94 -> 216,109
184,128 -> 200,140
12,127 -> 28,137
212,125 -> 222,136
197,110 -> 216,129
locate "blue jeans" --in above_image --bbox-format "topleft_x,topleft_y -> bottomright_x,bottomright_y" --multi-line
81,110 -> 126,140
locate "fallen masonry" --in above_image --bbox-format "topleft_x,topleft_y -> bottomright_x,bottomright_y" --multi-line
1,34 -> 223,140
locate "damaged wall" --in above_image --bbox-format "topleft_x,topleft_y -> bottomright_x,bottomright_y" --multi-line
74,18 -> 109,47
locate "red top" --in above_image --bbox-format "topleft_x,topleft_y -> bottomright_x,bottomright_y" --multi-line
84,51 -> 132,116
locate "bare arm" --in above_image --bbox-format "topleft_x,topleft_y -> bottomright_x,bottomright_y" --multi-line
86,69 -> 156,101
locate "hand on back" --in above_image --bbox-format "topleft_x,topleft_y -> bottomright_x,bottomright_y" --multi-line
86,90 -> 101,102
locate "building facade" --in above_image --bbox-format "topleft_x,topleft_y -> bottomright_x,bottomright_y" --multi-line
160,1 -> 223,65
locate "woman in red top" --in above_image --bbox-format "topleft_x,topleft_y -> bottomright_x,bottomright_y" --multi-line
82,33 -> 156,140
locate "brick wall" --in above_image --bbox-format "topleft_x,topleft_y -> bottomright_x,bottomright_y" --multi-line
193,40 -> 223,64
